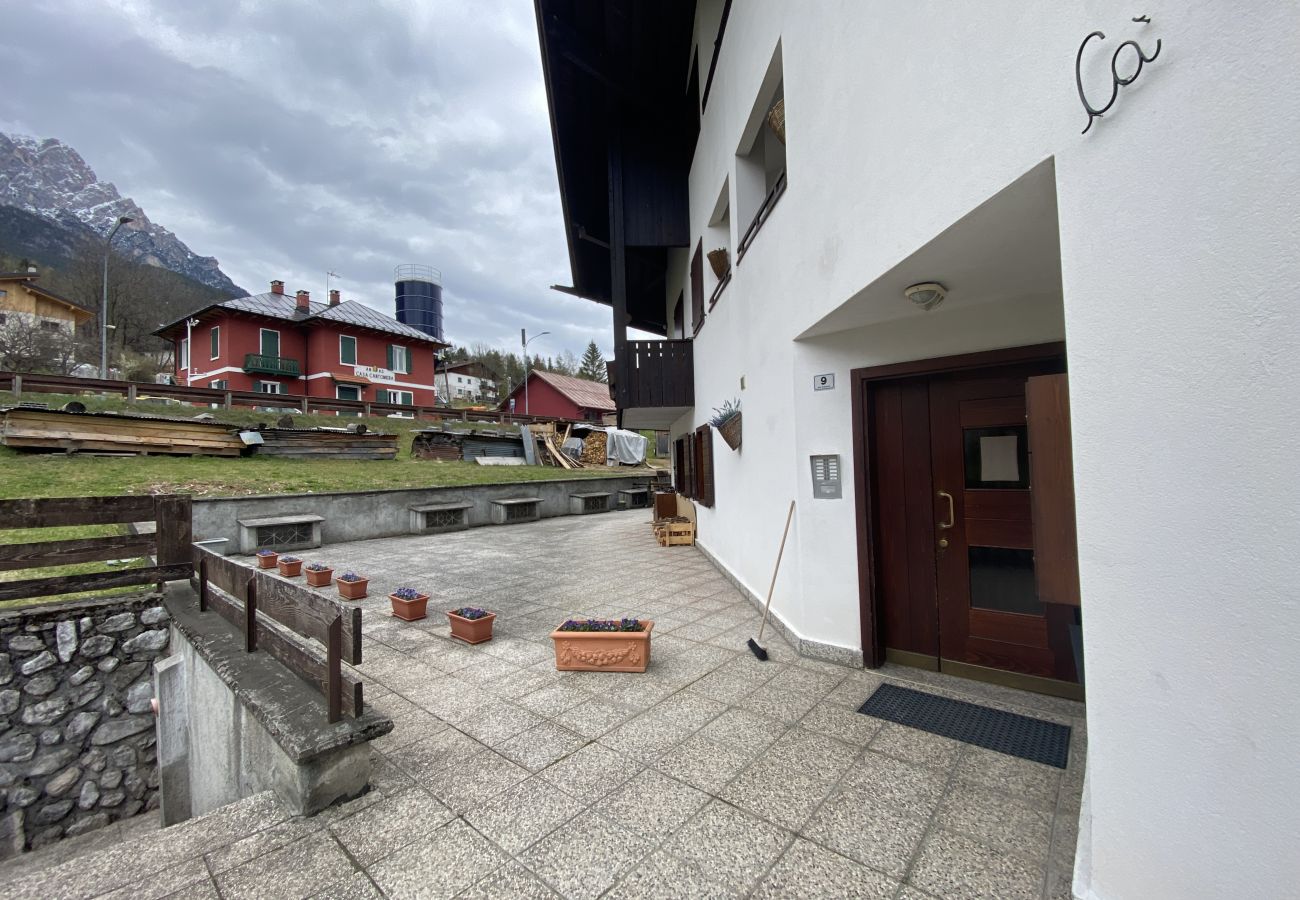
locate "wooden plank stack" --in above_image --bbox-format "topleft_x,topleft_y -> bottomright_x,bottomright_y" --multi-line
253,428 -> 397,460
1,407 -> 244,457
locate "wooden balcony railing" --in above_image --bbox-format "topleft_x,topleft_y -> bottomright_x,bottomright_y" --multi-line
243,354 -> 301,377
612,339 -> 694,410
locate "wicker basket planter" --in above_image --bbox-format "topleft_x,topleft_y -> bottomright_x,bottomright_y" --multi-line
550,620 -> 654,673
767,98 -> 785,144
448,608 -> 496,644
707,248 -> 730,280
716,412 -> 742,451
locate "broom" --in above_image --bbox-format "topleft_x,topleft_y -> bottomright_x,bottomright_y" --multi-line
747,499 -> 796,661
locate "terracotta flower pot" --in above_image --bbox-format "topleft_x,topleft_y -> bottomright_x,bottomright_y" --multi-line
256,552 -> 278,569
336,577 -> 369,600
305,567 -> 334,587
550,621 -> 654,673
277,558 -> 303,577
390,592 -> 429,621
448,610 -> 496,644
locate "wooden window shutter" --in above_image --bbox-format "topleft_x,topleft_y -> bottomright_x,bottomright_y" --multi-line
696,424 -> 715,507
1027,374 -> 1081,607
376,388 -> 390,404
690,240 -> 704,335
386,345 -> 395,370
673,439 -> 685,493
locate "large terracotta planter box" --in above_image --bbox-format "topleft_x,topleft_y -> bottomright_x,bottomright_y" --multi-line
550,621 -> 654,673
448,610 -> 495,644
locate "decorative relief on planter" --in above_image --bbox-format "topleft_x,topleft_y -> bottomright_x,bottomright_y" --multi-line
549,621 -> 654,673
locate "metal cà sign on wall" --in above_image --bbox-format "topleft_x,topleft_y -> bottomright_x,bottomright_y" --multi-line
1075,16 -> 1163,134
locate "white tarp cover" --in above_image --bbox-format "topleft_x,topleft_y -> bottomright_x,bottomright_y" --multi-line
604,427 -> 647,465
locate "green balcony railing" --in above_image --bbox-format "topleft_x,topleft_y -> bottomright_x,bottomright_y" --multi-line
243,353 -> 300,377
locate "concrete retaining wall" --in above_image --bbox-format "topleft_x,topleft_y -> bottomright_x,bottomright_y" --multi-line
0,594 -> 171,858
192,476 -> 656,551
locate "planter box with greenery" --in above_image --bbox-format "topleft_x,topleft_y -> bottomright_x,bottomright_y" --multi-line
304,562 -> 334,587
277,555 -> 303,577
550,618 -> 654,673
336,571 -> 369,600
447,606 -> 495,643
389,587 -> 429,621
255,548 -> 279,569
711,398 -> 742,451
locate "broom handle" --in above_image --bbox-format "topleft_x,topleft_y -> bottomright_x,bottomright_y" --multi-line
757,500 -> 796,643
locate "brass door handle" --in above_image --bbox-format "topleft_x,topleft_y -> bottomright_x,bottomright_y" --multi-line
937,491 -> 955,530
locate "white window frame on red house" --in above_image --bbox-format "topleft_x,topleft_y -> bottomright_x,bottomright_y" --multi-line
380,389 -> 413,406
336,384 -> 362,401
211,379 -> 229,390
259,328 -> 280,358
256,381 -> 285,394
339,334 -> 357,366
387,344 -> 411,374
180,338 -> 190,370
210,326 -> 220,360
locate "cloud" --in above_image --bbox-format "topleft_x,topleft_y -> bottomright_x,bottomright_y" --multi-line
0,0 -> 625,359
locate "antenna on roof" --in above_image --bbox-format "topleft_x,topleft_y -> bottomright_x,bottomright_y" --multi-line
326,270 -> 340,299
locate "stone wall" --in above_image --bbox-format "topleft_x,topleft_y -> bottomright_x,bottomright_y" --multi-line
0,593 -> 170,858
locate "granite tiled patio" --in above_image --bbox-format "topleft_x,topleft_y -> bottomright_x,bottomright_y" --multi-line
7,508 -> 1086,899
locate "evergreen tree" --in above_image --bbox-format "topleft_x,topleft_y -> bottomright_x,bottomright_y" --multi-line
578,340 -> 607,382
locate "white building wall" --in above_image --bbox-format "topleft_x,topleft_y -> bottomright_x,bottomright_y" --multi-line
666,1 -> 1300,897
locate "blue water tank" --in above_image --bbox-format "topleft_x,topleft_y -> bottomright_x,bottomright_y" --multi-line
394,264 -> 443,340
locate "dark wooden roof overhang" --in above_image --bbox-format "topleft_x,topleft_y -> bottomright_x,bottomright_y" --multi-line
535,0 -> 698,337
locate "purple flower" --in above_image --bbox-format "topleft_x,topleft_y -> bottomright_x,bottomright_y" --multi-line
392,587 -> 424,601
451,606 -> 490,620
305,562 -> 330,572
557,617 -> 644,632
279,555 -> 301,564
256,549 -> 276,556
338,571 -> 365,583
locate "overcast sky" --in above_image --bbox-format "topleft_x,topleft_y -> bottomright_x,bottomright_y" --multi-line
0,0 -> 618,360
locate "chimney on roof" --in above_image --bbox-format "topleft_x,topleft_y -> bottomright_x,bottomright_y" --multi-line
329,289 -> 340,307
270,280 -> 285,295
295,290 -> 310,312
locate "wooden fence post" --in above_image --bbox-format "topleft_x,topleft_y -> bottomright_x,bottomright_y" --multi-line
224,391 -> 233,410
245,577 -> 258,652
326,617 -> 342,723
127,384 -> 138,402
11,374 -> 20,398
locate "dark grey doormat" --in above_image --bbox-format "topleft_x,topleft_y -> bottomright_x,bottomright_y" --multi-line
858,683 -> 1071,768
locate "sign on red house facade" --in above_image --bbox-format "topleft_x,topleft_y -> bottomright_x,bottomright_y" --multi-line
155,281 -> 449,406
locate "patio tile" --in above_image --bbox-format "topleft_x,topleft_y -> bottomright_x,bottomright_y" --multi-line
538,741 -> 641,800
603,848 -> 742,899
366,750 -> 416,796
460,702 -> 547,746
599,711 -> 695,763
686,669 -> 761,703
662,799 -> 793,894
329,787 -> 454,865
516,683 -> 590,717
422,748 -> 532,814
95,858 -> 211,900
368,818 -> 508,900
802,780 -> 940,879
719,755 -> 842,832
908,828 -> 1046,900
800,701 -> 885,746
463,776 -> 587,855
869,723 -> 966,773
204,817 -> 323,874
599,768 -> 711,840
519,809 -> 653,900
765,726 -> 862,776
369,710 -> 447,753
307,872 -> 383,899
696,707 -> 788,756
651,732 -> 757,793
839,748 -> 952,803
214,831 -> 355,900
554,697 -> 636,738
952,746 -> 1062,810
752,837 -> 898,899
495,721 -> 589,771
936,779 -> 1053,862
738,684 -> 821,724
385,727 -> 481,780
459,861 -> 562,899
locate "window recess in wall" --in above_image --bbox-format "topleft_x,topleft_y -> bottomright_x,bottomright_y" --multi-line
673,426 -> 716,508
736,43 -> 786,262
690,240 -> 706,336
706,179 -> 732,309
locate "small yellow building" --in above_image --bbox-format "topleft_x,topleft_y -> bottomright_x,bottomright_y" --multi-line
0,270 -> 96,334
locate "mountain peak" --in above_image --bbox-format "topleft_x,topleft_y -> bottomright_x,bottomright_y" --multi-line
0,132 -> 243,295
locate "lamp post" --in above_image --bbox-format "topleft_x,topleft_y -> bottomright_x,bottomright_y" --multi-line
101,215 -> 134,379
521,328 -> 550,416
183,318 -> 200,385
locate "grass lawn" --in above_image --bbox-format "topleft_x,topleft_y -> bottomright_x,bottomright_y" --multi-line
0,391 -> 654,499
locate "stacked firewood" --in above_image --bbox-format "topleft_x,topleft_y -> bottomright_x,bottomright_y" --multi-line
581,431 -> 607,465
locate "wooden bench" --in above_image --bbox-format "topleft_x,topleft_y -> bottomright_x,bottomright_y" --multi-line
409,501 -> 474,534
190,543 -> 363,722
569,491 -> 611,515
237,514 -> 324,554
0,495 -> 192,602
617,487 -> 650,509
489,497 -> 542,525
653,493 -> 697,547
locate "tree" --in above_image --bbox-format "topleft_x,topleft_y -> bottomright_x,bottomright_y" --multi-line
579,340 -> 607,382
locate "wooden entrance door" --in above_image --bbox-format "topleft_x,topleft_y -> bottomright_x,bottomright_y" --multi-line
861,350 -> 1080,692
929,370 -> 1075,681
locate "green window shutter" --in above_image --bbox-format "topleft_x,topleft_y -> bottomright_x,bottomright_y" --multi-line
376,388 -> 389,403
340,336 -> 356,365
386,345 -> 395,370
210,328 -> 219,358
405,347 -> 413,373
261,330 -> 279,357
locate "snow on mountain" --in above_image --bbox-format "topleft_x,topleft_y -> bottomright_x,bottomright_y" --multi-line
0,132 -> 243,295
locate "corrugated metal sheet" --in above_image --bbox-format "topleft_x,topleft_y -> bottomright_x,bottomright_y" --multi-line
462,437 -> 525,459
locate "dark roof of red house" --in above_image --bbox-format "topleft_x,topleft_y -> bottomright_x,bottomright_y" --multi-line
503,370 -> 615,412
154,292 -> 447,346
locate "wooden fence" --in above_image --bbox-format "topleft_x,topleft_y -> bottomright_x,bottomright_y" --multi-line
191,544 -> 363,723
0,495 -> 192,602
0,370 -> 583,427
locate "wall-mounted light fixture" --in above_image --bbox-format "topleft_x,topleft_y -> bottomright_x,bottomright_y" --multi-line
905,282 -> 947,312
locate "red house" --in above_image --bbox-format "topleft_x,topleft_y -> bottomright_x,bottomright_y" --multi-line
155,281 -> 448,406
499,370 -> 615,421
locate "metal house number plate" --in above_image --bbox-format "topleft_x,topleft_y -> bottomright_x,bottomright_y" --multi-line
814,373 -> 835,391
811,454 -> 842,499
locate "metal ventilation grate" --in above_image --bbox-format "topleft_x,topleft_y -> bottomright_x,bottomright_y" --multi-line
426,508 -> 465,530
506,503 -> 537,522
582,496 -> 606,513
256,522 -> 313,549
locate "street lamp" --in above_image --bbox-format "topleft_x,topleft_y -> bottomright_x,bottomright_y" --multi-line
521,328 -> 550,415
101,215 -> 134,379
183,318 -> 200,385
